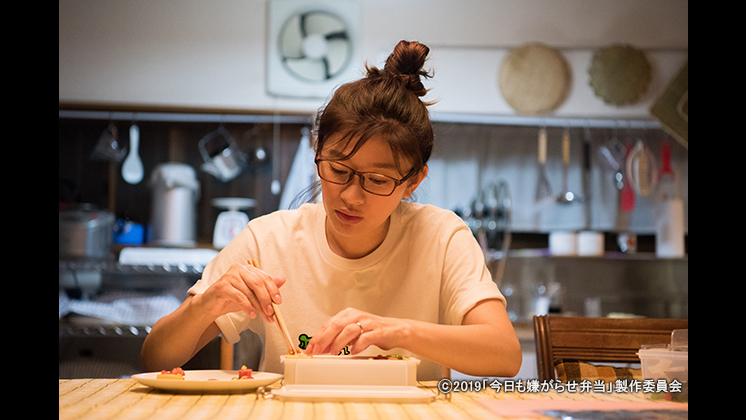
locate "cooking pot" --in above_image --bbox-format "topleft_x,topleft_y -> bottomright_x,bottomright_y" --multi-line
59,205 -> 115,260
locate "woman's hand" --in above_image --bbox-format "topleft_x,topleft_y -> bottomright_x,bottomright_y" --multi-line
195,262 -> 286,323
303,300 -> 522,377
142,260 -> 287,372
305,307 -> 408,356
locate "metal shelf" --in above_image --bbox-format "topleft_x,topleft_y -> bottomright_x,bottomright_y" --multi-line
58,109 -> 313,125
59,321 -> 152,338
59,260 -> 207,276
59,108 -> 660,130
429,112 -> 660,129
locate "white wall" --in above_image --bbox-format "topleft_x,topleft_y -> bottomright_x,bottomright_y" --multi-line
59,0 -> 688,119
59,0 -> 688,234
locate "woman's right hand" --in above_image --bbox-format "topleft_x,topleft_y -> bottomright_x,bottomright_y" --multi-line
196,262 -> 286,323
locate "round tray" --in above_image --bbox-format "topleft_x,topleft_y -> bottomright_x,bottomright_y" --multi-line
498,43 -> 571,115
588,44 -> 652,106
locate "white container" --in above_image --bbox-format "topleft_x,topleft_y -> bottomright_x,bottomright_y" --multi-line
577,231 -> 604,256
637,346 -> 688,401
148,163 -> 200,247
549,231 -> 577,256
281,355 -> 420,386
655,198 -> 685,258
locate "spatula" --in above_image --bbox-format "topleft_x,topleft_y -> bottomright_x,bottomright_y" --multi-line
656,139 -> 676,199
620,141 -> 636,212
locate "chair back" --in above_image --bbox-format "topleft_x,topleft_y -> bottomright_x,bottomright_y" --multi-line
533,315 -> 688,382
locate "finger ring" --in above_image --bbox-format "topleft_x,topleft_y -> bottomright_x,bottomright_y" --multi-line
356,322 -> 364,336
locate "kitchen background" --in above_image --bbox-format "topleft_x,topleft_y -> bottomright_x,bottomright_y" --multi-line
59,0 -> 688,380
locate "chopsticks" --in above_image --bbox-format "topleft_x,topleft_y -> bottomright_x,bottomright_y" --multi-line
249,259 -> 296,355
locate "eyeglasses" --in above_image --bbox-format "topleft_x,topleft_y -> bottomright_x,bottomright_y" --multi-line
315,158 -> 417,196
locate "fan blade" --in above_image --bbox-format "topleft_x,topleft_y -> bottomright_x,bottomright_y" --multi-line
285,57 -> 326,81
299,12 -> 309,38
325,30 -> 348,41
321,57 -> 331,80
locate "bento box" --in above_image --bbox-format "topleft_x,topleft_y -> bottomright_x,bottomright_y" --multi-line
637,343 -> 688,401
280,355 -> 420,386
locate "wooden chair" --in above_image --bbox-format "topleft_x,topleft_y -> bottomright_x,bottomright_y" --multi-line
533,315 -> 688,382
220,339 -> 234,370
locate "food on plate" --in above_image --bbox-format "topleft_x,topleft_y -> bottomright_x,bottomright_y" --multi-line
157,367 -> 185,380
370,354 -> 408,360
231,365 -> 254,380
238,365 -> 253,379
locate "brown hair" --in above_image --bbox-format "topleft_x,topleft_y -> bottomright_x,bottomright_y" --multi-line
314,40 -> 435,176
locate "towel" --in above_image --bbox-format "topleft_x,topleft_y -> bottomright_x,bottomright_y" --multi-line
279,127 -> 318,210
59,289 -> 182,325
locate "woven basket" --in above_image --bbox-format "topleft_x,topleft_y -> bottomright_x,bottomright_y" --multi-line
498,43 -> 571,115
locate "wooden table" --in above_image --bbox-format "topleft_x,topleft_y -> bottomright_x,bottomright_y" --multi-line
59,378 -> 687,419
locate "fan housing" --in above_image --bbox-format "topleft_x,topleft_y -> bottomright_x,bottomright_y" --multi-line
267,1 -> 361,98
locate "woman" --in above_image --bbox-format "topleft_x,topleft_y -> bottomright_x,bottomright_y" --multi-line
141,40 -> 521,379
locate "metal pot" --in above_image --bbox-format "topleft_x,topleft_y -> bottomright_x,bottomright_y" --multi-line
59,205 -> 115,260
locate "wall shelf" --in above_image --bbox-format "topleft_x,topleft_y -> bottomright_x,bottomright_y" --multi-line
430,112 -> 661,129
59,108 -> 660,130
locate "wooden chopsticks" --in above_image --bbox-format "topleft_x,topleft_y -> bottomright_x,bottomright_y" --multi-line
248,259 -> 296,355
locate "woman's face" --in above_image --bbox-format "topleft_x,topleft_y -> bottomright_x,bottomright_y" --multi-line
318,133 -> 426,258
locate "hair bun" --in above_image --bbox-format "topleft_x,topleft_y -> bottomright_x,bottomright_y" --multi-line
381,40 -> 432,97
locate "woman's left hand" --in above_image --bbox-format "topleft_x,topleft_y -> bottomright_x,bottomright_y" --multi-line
305,307 -> 407,356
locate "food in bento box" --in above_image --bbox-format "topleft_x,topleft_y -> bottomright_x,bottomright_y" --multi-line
231,365 -> 254,380
157,367 -> 185,380
370,354 -> 408,360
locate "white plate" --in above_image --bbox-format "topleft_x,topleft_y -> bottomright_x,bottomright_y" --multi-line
132,370 -> 282,393
271,384 -> 436,403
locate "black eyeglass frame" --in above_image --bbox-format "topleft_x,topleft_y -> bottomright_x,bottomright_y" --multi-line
314,158 -> 418,197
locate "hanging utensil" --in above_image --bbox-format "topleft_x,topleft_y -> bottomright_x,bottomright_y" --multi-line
620,141 -> 636,212
271,115 -> 281,195
582,126 -> 592,229
599,124 -> 626,191
534,127 -> 553,209
122,123 -> 144,184
493,181 -> 512,287
656,139 -> 676,199
625,139 -> 658,196
199,125 -> 247,182
556,128 -> 581,204
91,122 -> 126,162
243,125 -> 269,165
597,129 -> 626,191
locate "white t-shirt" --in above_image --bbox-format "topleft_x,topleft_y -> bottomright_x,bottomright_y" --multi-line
188,201 -> 505,380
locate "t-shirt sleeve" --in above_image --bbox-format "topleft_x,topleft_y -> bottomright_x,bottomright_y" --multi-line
186,226 -> 258,344
439,226 -> 505,326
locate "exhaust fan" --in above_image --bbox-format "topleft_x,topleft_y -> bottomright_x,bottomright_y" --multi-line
267,0 -> 361,98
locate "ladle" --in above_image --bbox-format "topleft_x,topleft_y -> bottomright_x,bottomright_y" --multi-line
556,128 -> 582,204
122,123 -> 144,184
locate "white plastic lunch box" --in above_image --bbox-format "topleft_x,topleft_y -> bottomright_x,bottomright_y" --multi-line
281,355 -> 420,386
